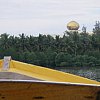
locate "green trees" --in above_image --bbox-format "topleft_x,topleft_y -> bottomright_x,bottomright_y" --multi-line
55,52 -> 72,67
73,55 -> 97,67
93,21 -> 100,35
0,33 -> 10,50
0,21 -> 100,68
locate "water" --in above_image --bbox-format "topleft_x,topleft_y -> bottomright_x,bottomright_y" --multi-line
55,67 -> 100,82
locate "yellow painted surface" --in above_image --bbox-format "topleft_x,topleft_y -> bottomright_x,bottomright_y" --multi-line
0,60 -> 99,85
0,60 -> 3,68
0,59 -> 100,100
0,81 -> 99,100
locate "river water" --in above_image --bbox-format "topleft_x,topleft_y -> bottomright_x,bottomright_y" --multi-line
55,67 -> 100,82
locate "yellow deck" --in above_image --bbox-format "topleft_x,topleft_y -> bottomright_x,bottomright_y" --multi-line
0,59 -> 99,100
0,60 -> 99,85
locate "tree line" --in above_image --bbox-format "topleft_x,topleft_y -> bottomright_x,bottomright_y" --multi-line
0,21 -> 100,68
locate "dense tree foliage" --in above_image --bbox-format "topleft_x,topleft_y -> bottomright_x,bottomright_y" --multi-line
0,21 -> 100,68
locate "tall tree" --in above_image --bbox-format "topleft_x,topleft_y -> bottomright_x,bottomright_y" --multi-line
93,21 -> 100,35
0,33 -> 10,50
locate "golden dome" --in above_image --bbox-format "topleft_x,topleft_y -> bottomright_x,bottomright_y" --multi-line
67,21 -> 79,30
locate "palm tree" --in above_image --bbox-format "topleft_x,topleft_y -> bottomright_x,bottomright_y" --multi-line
0,33 -> 10,50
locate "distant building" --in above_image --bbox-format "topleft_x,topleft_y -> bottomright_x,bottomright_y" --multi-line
67,21 -> 79,31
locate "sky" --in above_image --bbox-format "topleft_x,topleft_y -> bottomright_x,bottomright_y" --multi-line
0,0 -> 100,36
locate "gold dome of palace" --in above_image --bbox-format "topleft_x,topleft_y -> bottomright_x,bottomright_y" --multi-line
67,21 -> 79,30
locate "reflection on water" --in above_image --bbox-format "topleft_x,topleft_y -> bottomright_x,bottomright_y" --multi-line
56,67 -> 100,82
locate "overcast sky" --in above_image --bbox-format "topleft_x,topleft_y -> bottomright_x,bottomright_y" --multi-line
0,0 -> 99,36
